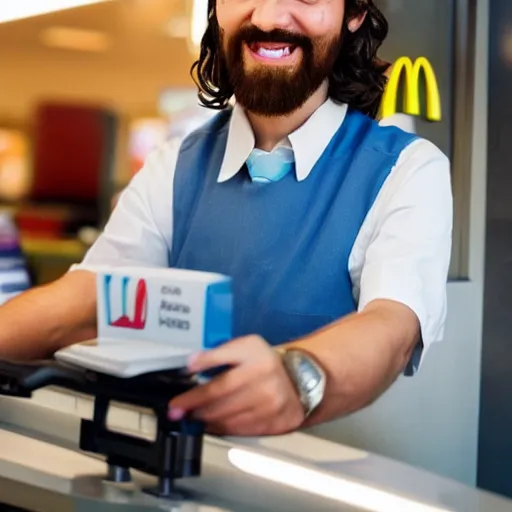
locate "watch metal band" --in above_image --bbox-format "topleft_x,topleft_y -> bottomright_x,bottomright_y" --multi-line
276,347 -> 326,418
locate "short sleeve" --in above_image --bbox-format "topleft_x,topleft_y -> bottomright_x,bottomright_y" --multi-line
379,113 -> 417,134
354,139 -> 453,373
75,141 -> 178,270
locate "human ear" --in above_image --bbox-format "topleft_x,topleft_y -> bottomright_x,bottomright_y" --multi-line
347,11 -> 367,33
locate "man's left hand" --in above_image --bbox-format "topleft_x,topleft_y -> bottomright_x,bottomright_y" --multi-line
168,336 -> 305,436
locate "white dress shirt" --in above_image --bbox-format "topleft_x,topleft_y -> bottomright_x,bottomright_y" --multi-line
78,99 -> 453,366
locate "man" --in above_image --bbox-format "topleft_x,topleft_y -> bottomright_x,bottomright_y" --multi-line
0,0 -> 452,437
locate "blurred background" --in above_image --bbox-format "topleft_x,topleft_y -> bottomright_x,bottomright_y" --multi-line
0,0 -> 217,286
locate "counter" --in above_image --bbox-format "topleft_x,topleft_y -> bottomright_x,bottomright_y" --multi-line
0,388 -> 510,512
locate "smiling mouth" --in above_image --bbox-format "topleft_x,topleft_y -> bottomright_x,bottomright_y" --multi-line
247,42 -> 298,60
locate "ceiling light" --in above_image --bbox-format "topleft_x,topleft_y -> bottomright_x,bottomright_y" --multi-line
228,448 -> 453,512
0,0 -> 114,24
40,26 -> 110,52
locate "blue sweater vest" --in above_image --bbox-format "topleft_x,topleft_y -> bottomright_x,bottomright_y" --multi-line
170,108 -> 416,345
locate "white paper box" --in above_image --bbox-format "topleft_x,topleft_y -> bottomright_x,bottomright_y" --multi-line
55,266 -> 233,377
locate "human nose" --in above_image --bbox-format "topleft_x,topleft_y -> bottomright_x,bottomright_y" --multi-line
251,0 -> 294,33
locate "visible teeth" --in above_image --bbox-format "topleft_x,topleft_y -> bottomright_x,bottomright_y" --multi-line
257,46 -> 291,59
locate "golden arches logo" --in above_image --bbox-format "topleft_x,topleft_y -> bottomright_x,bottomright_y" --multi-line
380,57 -> 442,122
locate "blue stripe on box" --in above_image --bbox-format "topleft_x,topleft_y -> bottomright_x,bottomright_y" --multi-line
199,279 -> 233,379
203,279 -> 233,349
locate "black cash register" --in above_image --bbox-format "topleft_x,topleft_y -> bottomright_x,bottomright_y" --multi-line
0,359 -> 203,500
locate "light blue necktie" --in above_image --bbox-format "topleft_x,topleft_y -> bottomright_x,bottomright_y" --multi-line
246,146 -> 295,183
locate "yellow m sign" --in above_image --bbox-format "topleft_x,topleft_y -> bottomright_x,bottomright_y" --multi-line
380,56 -> 442,122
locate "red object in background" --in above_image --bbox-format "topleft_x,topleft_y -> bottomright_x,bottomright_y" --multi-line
31,103 -> 105,202
14,102 -> 117,239
15,214 -> 65,239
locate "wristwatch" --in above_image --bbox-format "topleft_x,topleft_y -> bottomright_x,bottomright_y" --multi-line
276,347 -> 326,419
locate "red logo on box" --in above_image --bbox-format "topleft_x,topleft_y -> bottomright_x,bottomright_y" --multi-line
104,275 -> 147,330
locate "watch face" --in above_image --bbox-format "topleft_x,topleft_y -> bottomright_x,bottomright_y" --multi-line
284,350 -> 325,416
297,356 -> 321,391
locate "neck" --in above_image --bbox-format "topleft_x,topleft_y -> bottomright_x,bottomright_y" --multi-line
247,82 -> 329,152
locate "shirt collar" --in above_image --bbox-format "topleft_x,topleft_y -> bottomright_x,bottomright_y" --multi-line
217,99 -> 348,183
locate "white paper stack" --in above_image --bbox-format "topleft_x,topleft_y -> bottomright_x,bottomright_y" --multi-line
55,266 -> 233,377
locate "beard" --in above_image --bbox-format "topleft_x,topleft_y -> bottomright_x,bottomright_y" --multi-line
221,26 -> 340,117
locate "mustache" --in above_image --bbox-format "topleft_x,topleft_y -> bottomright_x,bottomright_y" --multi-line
234,26 -> 312,49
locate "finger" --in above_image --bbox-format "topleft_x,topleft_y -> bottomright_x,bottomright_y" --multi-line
205,380 -> 305,436
195,365 -> 299,422
193,385 -> 259,423
208,402 -> 302,437
188,335 -> 269,373
198,378 -> 297,430
207,410 -> 265,437
207,406 -> 291,437
169,365 -> 252,417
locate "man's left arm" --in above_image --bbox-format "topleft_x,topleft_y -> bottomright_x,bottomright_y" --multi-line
285,299 -> 420,427
291,139 -> 453,425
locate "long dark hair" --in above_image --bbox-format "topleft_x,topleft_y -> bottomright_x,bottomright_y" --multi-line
190,0 -> 389,119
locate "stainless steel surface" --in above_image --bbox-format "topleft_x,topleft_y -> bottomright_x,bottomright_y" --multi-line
450,0 -> 478,278
1,396 -> 512,512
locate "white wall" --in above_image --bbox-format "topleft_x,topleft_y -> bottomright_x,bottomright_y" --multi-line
311,285 -> 484,485
310,0 -> 489,486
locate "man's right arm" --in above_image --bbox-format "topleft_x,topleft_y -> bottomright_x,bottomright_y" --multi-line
0,142 -> 176,361
0,270 -> 97,360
